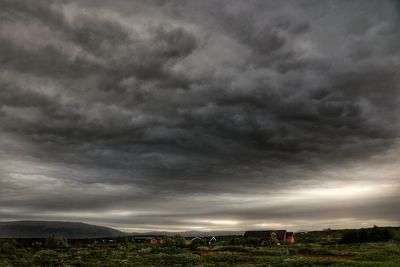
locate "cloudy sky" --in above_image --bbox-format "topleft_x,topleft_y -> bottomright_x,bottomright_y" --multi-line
0,0 -> 399,232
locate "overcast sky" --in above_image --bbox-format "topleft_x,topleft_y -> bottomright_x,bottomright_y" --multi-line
0,0 -> 399,232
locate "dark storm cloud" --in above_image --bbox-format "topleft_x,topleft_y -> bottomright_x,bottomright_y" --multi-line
0,0 -> 399,230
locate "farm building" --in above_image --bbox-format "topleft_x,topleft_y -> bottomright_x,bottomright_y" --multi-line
286,232 -> 295,243
244,230 -> 294,243
190,236 -> 217,245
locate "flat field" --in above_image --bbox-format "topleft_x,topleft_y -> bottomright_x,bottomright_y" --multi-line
0,229 -> 399,266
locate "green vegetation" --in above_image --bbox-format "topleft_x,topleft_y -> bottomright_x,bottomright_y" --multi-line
0,227 -> 399,266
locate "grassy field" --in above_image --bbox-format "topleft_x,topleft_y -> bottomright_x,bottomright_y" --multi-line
0,228 -> 399,266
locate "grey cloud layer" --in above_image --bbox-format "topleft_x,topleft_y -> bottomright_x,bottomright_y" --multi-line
0,0 -> 399,230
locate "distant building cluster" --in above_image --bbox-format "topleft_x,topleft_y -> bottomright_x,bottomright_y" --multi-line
129,230 -> 295,246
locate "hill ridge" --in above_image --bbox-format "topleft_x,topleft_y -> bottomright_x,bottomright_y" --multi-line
0,220 -> 125,239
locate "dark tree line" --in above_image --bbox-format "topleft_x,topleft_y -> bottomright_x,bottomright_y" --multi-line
341,226 -> 394,244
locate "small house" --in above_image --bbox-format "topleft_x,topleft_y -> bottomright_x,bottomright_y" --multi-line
286,232 -> 295,243
190,236 -> 217,245
207,236 -> 217,245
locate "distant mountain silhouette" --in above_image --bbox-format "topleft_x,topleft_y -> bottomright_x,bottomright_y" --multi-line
0,221 -> 126,239
0,221 -> 247,239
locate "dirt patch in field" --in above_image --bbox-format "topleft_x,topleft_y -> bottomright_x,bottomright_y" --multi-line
298,253 -> 355,259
